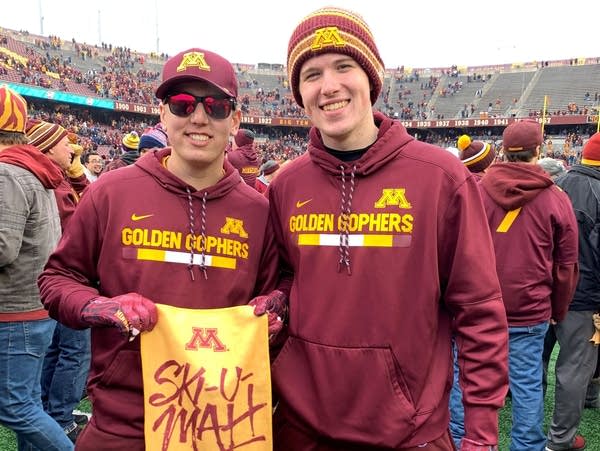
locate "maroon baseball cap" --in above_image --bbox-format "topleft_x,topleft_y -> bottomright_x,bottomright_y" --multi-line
502,119 -> 543,152
155,48 -> 238,100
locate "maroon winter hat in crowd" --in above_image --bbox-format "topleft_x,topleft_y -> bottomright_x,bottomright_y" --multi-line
287,6 -> 385,107
260,160 -> 280,176
457,134 -> 496,173
234,129 -> 255,147
0,85 -> 28,133
155,48 -> 238,100
26,119 -> 68,153
582,132 -> 600,166
502,119 -> 543,152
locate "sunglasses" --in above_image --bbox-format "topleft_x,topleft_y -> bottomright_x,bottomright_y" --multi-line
165,93 -> 236,120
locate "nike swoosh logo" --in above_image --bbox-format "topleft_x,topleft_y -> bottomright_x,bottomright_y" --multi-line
131,214 -> 154,221
296,199 -> 312,208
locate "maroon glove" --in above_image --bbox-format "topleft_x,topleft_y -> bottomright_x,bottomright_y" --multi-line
81,293 -> 158,339
249,290 -> 288,340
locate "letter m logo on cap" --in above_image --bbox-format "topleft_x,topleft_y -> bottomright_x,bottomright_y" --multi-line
176,51 -> 210,73
311,27 -> 346,50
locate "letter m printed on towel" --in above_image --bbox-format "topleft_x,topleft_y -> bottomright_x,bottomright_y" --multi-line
184,328 -> 227,352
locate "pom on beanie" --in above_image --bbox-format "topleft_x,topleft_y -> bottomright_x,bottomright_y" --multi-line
582,132 -> 600,166
457,134 -> 496,174
0,85 -> 28,133
26,119 -> 68,153
122,131 -> 140,151
287,7 -> 384,107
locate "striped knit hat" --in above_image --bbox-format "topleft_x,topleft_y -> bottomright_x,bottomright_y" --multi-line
0,85 -> 28,134
122,131 -> 140,151
26,119 -> 68,153
457,134 -> 496,173
287,7 -> 385,107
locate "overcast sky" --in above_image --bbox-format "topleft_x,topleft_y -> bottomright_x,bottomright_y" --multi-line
2,0 -> 598,69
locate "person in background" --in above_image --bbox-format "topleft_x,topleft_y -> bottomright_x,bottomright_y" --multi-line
267,7 -> 508,450
101,131 -> 140,173
545,132 -> 600,451
26,122 -> 90,230
255,159 -> 281,194
83,151 -> 103,182
227,128 -> 260,187
0,86 -> 74,450
453,119 -> 579,450
38,48 -> 285,451
537,157 -> 566,181
26,121 -> 92,444
137,122 -> 168,157
449,133 -> 497,444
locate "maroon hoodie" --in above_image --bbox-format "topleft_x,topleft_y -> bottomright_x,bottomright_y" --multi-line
268,113 -> 508,447
227,142 -> 260,187
38,147 -> 279,439
480,162 -> 579,325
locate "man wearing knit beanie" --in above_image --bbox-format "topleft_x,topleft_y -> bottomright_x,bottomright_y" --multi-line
0,86 -> 74,450
255,159 -> 281,194
138,123 -> 168,156
26,119 -> 91,444
268,7 -> 508,451
102,131 -> 140,173
26,120 -> 89,227
457,134 -> 496,179
544,131 -> 600,451
457,119 -> 578,451
226,128 -> 259,187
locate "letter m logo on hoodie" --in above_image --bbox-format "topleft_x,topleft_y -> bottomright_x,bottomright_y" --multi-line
184,328 -> 227,352
374,189 -> 412,209
220,217 -> 248,238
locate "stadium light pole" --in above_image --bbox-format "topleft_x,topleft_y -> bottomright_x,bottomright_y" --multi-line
38,0 -> 44,35
97,10 -> 101,46
155,0 -> 159,55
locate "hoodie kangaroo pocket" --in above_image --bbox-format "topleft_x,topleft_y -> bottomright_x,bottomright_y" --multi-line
272,336 -> 416,448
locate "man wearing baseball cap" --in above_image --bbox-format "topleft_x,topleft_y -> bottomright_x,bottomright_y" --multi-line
267,7 -> 508,450
473,119 -> 578,450
39,49 -> 285,450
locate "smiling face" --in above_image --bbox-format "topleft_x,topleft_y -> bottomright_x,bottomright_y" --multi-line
298,53 -> 378,150
159,80 -> 240,181
45,135 -> 74,171
86,154 -> 103,175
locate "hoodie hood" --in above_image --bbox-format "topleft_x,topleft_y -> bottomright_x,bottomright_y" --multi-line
135,147 -> 241,200
481,162 -> 553,210
234,143 -> 259,165
0,144 -> 63,188
307,112 -> 414,176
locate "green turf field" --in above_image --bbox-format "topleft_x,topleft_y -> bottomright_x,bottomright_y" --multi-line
1,348 -> 599,450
